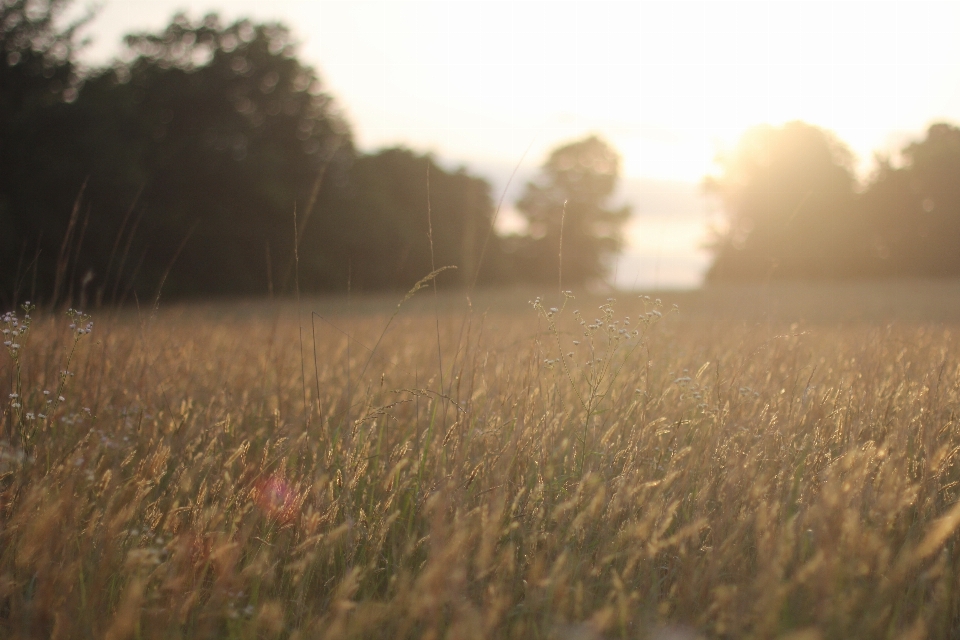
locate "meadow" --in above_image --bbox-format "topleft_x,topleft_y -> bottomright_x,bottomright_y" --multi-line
3,281 -> 960,639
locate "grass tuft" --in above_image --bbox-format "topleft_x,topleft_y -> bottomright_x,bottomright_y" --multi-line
2,290 -> 960,638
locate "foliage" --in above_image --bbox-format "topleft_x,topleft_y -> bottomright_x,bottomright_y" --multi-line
0,0 -> 85,108
61,13 -> 353,301
318,148 -> 505,291
705,121 -> 867,281
0,6 -> 518,304
513,135 -> 630,286
3,291 -> 960,637
861,123 -> 960,276
707,120 -> 960,282
1,10 -> 355,304
0,0 -> 91,304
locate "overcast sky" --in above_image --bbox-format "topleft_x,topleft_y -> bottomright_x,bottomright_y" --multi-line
77,1 -> 960,183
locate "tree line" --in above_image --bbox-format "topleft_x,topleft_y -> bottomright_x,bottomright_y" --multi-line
1,1 -> 627,308
8,2 -> 956,306
707,120 -> 960,282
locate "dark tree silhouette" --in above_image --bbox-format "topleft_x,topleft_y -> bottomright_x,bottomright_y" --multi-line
705,121 -> 868,281
0,8 -> 514,304
2,10 -> 356,304
0,0 -> 85,113
0,0 -> 92,306
513,135 -> 629,286
320,148 -> 504,291
69,13 -> 354,300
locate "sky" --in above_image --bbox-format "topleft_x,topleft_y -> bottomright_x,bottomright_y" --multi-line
72,1 -> 960,288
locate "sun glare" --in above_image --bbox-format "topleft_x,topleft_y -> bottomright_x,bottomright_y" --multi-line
293,1 -> 960,183
86,1 -> 960,183
72,0 -> 960,287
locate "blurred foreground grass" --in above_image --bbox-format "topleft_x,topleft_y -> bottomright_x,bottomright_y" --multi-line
3,281 -> 960,638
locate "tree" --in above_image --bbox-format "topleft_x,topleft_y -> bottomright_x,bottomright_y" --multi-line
513,135 -> 629,286
0,0 -> 85,111
75,14 -> 355,299
0,12 -> 355,304
861,123 -> 960,277
0,8 -> 515,303
0,0 -> 91,306
321,148 -> 504,291
705,121 -> 867,281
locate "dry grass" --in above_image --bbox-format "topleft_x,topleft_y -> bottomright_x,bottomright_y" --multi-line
3,285 -> 960,639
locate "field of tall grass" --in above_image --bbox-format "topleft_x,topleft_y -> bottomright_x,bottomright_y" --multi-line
3,282 -> 960,638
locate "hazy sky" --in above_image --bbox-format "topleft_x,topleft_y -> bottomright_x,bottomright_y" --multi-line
71,1 -> 960,288
77,1 -> 960,184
